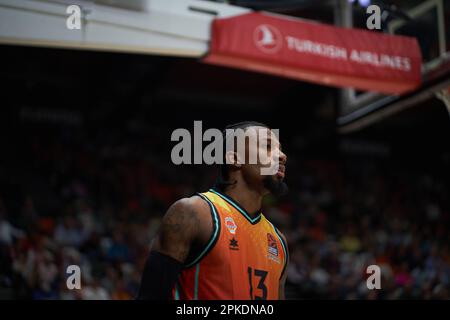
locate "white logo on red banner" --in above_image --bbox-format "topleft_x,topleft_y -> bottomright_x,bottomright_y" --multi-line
254,24 -> 282,54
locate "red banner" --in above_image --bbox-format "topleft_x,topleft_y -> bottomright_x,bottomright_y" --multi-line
203,12 -> 422,95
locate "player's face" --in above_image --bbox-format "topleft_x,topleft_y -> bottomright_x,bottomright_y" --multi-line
240,127 -> 287,195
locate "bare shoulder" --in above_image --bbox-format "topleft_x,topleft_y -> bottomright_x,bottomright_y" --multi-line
161,195 -> 211,236
153,195 -> 213,262
164,195 -> 211,228
170,195 -> 211,216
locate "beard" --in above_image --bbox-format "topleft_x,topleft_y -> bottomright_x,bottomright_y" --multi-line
263,175 -> 288,197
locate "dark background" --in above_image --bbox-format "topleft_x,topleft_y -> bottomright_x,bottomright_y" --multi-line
0,43 -> 449,299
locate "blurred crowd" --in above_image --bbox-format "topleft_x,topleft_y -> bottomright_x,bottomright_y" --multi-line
272,159 -> 450,299
0,127 -> 449,300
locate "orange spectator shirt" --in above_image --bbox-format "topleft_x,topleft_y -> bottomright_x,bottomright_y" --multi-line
172,188 -> 288,300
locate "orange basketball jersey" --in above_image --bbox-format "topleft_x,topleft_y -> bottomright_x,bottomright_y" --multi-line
172,188 -> 288,300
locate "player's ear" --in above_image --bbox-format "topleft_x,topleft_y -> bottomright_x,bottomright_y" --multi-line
225,150 -> 242,168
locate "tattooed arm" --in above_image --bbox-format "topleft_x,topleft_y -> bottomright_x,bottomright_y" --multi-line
137,196 -> 212,299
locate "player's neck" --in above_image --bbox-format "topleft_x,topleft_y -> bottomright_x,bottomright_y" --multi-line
223,183 -> 263,217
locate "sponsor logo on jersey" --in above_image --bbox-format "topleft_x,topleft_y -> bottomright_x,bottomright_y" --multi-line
225,217 -> 237,234
229,237 -> 239,250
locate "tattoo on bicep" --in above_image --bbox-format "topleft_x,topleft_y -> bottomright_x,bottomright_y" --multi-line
158,204 -> 201,261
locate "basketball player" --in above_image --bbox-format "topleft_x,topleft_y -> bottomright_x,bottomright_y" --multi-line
137,122 -> 289,300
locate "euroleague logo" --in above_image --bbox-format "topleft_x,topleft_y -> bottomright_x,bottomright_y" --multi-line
267,233 -> 280,264
253,24 -> 282,54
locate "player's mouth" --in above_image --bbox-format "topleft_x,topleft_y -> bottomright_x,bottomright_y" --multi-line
276,164 -> 285,178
